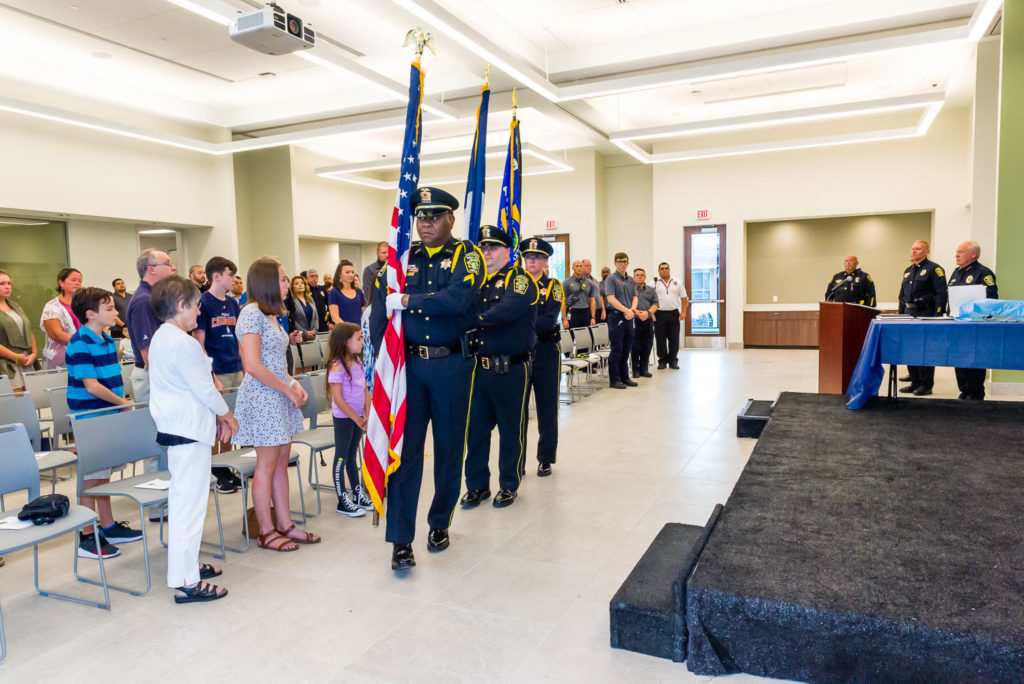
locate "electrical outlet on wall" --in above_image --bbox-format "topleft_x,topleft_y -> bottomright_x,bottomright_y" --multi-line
772,295 -> 778,303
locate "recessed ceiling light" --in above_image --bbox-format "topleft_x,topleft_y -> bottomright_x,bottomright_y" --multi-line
69,4 -> 79,9
91,51 -> 112,60
259,72 -> 277,79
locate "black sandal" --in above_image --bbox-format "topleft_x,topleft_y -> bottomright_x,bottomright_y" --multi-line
199,563 -> 222,580
174,581 -> 228,604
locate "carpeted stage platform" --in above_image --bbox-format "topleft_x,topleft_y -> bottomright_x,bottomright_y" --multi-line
686,392 -> 1024,683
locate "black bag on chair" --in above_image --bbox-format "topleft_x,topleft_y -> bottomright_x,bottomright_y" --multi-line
18,494 -> 70,525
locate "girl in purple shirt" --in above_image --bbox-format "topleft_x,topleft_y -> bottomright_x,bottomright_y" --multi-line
326,322 -> 373,517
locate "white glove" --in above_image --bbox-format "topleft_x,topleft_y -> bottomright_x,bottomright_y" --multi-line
386,293 -> 407,312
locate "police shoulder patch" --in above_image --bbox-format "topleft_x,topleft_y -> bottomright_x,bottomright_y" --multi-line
935,267 -> 944,277
464,251 -> 480,275
866,275 -> 873,282
513,275 -> 529,295
984,275 -> 995,286
553,284 -> 564,302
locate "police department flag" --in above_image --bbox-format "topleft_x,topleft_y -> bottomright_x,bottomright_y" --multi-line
463,81 -> 490,244
497,107 -> 522,261
362,60 -> 423,515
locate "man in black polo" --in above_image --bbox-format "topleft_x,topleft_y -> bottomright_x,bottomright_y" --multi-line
604,252 -> 639,389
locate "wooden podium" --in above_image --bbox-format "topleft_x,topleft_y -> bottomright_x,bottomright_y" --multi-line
818,302 -> 880,394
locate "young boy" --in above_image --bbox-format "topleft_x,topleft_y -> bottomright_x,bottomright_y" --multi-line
193,256 -> 243,493
66,287 -> 143,559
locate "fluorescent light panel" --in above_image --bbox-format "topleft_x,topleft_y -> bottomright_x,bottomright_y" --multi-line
138,229 -> 177,235
163,0 -> 232,26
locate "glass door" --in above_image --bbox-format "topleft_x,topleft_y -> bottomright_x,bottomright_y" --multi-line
684,224 -> 726,347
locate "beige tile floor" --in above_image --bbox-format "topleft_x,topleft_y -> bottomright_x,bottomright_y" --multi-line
0,351 -> 974,682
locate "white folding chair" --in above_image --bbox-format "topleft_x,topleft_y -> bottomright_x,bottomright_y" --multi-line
293,340 -> 324,372
0,392 -> 77,495
293,373 -> 336,516
559,329 -> 589,403
0,375 -> 12,394
21,368 -> 67,414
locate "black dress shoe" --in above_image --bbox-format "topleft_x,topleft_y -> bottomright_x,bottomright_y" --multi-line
899,375 -> 912,382
392,543 -> 415,570
657,362 -> 667,370
609,382 -> 627,389
426,528 -> 449,552
898,385 -> 919,394
537,462 -> 552,477
912,386 -> 933,396
669,363 -> 679,370
461,488 -> 491,508
623,379 -> 639,387
493,489 -> 517,507
641,372 -> 653,378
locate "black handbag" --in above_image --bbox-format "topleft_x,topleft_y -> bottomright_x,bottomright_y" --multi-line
18,494 -> 70,525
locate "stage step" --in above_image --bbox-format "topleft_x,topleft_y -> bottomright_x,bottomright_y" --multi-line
609,505 -> 723,662
736,397 -> 777,438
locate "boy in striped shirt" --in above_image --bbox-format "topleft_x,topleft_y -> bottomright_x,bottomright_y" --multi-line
67,287 -> 142,559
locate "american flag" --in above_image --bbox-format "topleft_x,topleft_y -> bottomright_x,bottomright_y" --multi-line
362,60 -> 423,514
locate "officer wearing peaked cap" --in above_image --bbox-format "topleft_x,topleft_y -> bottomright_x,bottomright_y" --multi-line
461,226 -> 539,509
520,237 -> 563,477
370,185 -> 484,571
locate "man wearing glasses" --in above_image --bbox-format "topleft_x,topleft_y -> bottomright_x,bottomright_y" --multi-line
604,252 -> 639,389
370,186 -> 484,572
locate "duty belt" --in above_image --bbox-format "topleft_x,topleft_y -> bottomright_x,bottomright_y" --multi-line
476,352 -> 531,372
405,341 -> 461,359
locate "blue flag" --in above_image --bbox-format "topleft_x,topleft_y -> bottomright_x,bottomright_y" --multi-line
463,83 -> 490,243
497,115 -> 522,262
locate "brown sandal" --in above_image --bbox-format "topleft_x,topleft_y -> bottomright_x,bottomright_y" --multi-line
257,529 -> 299,552
277,524 -> 321,545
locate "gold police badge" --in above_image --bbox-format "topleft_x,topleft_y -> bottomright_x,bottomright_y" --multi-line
966,275 -> 974,284
440,258 -> 452,270
419,188 -> 432,203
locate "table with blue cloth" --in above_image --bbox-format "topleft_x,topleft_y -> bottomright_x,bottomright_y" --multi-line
846,318 -> 1024,409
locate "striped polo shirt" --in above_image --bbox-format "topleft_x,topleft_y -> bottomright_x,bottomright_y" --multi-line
66,325 -> 124,415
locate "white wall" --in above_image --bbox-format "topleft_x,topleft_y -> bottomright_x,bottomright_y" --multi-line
603,161 -> 654,271
66,220 -> 144,290
297,238 -> 340,278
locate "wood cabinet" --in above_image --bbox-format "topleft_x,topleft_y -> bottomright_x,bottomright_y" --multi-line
743,311 -> 819,347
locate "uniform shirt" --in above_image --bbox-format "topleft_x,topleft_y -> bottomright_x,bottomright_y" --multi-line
825,268 -> 876,307
635,284 -> 658,312
563,275 -> 597,310
947,261 -> 998,298
66,326 -> 124,414
603,271 -> 638,313
362,261 -> 385,305
125,280 -> 161,368
370,236 -> 484,348
898,258 -> 948,316
654,277 -> 687,311
195,290 -> 242,375
476,262 -> 539,356
308,285 -> 329,331
533,274 -> 564,335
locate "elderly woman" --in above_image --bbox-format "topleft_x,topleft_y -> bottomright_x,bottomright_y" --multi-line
0,269 -> 39,389
40,267 -> 83,369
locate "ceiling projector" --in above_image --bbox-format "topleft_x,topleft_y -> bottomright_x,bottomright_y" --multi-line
229,4 -> 315,56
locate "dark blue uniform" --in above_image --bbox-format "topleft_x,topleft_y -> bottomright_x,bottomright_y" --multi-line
370,236 -> 484,544
464,263 -> 539,494
948,261 -> 998,399
603,271 -> 638,385
527,274 -> 562,466
897,258 -> 948,392
825,269 -> 876,307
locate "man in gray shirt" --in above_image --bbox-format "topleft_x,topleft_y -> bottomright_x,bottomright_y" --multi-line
581,259 -> 606,322
362,241 -> 388,306
603,252 -> 638,389
631,268 -> 658,378
563,260 -> 597,329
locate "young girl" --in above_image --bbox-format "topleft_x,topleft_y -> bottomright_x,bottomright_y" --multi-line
326,323 -> 373,517
148,275 -> 238,603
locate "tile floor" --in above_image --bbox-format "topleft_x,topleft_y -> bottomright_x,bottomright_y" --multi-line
0,351 -> 974,682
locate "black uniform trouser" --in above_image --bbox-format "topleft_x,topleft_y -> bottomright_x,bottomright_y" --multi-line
955,367 -> 986,399
527,342 -> 559,464
464,361 -> 530,493
385,353 -> 474,544
607,311 -> 634,384
654,310 -> 680,365
907,365 -> 935,390
631,319 -> 655,375
568,308 -> 591,329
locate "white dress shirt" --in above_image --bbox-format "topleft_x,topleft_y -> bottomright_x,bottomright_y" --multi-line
655,278 -> 687,311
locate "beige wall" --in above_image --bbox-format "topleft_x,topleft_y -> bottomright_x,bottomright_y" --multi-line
66,220 -> 145,291
297,237 -> 340,279
745,213 -> 932,305
604,161 -> 654,272
234,147 -> 296,273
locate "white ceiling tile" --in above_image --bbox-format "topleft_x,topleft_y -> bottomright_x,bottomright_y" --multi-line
174,44 -> 310,82
93,8 -> 233,61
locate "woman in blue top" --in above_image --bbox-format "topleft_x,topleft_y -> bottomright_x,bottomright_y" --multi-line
327,260 -> 365,325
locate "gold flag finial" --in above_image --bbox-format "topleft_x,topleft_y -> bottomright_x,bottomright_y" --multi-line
402,28 -> 436,57
483,64 -> 492,88
512,88 -> 517,111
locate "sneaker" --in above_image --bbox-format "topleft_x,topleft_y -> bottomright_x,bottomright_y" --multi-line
216,477 -> 240,494
353,485 -> 374,511
100,521 -> 143,544
336,492 -> 366,518
78,534 -> 121,559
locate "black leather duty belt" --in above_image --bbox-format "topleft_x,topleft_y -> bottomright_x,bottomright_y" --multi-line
405,341 -> 461,360
476,352 -> 531,372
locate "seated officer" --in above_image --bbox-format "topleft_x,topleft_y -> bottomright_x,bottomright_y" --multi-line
461,226 -> 539,509
371,186 -> 484,571
520,237 -> 563,477
825,255 -> 876,307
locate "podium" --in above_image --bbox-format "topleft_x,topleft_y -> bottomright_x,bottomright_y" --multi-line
818,302 -> 879,394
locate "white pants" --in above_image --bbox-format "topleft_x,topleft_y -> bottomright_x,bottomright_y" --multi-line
166,441 -> 212,588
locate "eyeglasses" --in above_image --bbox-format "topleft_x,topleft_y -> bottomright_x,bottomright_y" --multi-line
148,261 -> 172,269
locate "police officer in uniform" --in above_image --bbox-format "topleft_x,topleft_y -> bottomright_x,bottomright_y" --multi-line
825,255 -> 876,307
461,226 -> 539,508
948,240 -> 998,400
897,240 -> 948,396
370,186 -> 484,571
563,260 -> 597,329
521,237 -> 562,476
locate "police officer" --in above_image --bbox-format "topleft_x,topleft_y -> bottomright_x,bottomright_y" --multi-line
897,240 -> 948,396
461,226 -> 539,508
604,252 -> 639,389
370,186 -> 484,571
948,241 -> 998,400
563,260 -> 597,329
631,267 -> 658,378
825,255 -> 876,307
521,237 -> 562,476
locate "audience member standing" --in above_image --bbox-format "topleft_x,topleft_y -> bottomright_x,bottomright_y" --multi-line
325,322 -> 372,517
302,269 -> 330,332
328,260 -> 366,325
110,278 -> 130,339
581,260 -> 606,322
0,270 -> 39,389
653,262 -> 687,370
563,260 -> 597,329
948,241 -> 997,400
40,267 -> 83,368
897,240 -> 948,396
362,241 -> 388,306
604,253 -> 638,389
631,268 -> 658,378
230,275 -> 245,300
232,257 -> 320,551
286,276 -> 319,342
188,265 -> 208,292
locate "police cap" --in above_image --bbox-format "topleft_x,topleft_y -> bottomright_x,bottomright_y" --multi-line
410,186 -> 459,217
478,225 -> 513,248
520,236 -> 553,257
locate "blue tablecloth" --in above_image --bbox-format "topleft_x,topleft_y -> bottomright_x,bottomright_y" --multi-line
845,319 -> 1024,409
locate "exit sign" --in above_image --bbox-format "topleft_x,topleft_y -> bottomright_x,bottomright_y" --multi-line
696,209 -> 710,221
545,219 -> 557,229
